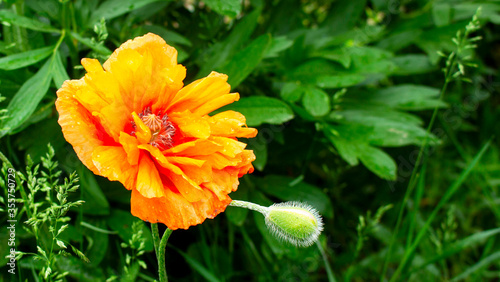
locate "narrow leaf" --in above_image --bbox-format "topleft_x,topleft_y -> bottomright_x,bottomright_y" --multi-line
0,46 -> 54,70
89,0 -> 163,26
70,32 -> 112,56
0,58 -> 53,137
218,34 -> 271,88
0,10 -> 59,33
52,50 -> 70,88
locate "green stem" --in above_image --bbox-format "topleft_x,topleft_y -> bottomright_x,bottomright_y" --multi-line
229,200 -> 268,214
151,223 -> 173,282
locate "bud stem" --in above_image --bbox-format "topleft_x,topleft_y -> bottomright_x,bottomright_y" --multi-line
229,200 -> 269,214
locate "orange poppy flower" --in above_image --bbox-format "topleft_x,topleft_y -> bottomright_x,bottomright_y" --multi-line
56,33 -> 257,230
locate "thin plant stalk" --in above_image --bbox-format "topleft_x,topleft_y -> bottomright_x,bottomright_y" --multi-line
151,223 -> 173,282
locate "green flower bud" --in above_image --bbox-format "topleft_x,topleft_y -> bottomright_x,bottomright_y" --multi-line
228,200 -> 324,247
264,202 -> 323,247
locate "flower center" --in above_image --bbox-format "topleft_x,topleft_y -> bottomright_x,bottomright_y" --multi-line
132,107 -> 176,150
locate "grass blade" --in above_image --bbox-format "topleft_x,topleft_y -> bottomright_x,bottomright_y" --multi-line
410,227 -> 500,274
450,251 -> 500,281
389,139 -> 492,281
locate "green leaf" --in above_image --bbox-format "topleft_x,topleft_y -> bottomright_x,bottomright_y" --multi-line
432,3 -> 451,27
316,74 -> 365,89
392,55 -> 437,76
264,36 -> 293,58
323,124 -> 397,180
217,96 -> 294,126
218,34 -> 271,88
373,85 -> 446,110
0,58 -> 53,138
89,0 -> 165,25
280,82 -> 305,103
51,50 -> 70,88
357,145 -> 397,180
0,46 -> 54,70
302,87 -> 331,117
255,175 -> 334,218
77,166 -> 110,215
376,30 -> 423,52
204,0 -> 242,17
70,32 -> 112,56
311,47 -> 351,68
322,0 -> 368,34
0,10 -> 59,33
197,9 -> 260,78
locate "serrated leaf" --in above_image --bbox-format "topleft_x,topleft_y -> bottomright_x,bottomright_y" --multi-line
204,0 -> 242,17
302,87 -> 330,117
0,46 -> 54,70
0,57 -> 53,137
217,96 -> 294,126
0,10 -> 59,33
218,33 -> 272,88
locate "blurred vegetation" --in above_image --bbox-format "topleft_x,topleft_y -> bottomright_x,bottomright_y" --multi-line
0,0 -> 499,281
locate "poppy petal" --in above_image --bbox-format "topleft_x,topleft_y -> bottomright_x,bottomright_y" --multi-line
56,80 -> 104,174
131,187 -> 231,230
91,146 -> 138,190
136,153 -> 164,198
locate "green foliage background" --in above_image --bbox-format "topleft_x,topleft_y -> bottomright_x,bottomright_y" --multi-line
0,0 -> 499,281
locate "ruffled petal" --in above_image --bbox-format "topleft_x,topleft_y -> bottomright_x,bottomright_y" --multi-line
131,187 -> 231,230
169,111 -> 211,139
167,72 -> 238,115
91,146 -> 138,190
103,33 -> 186,114
56,80 -> 105,174
208,111 -> 258,138
136,153 -> 164,198
140,144 -> 205,202
119,132 -> 140,165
